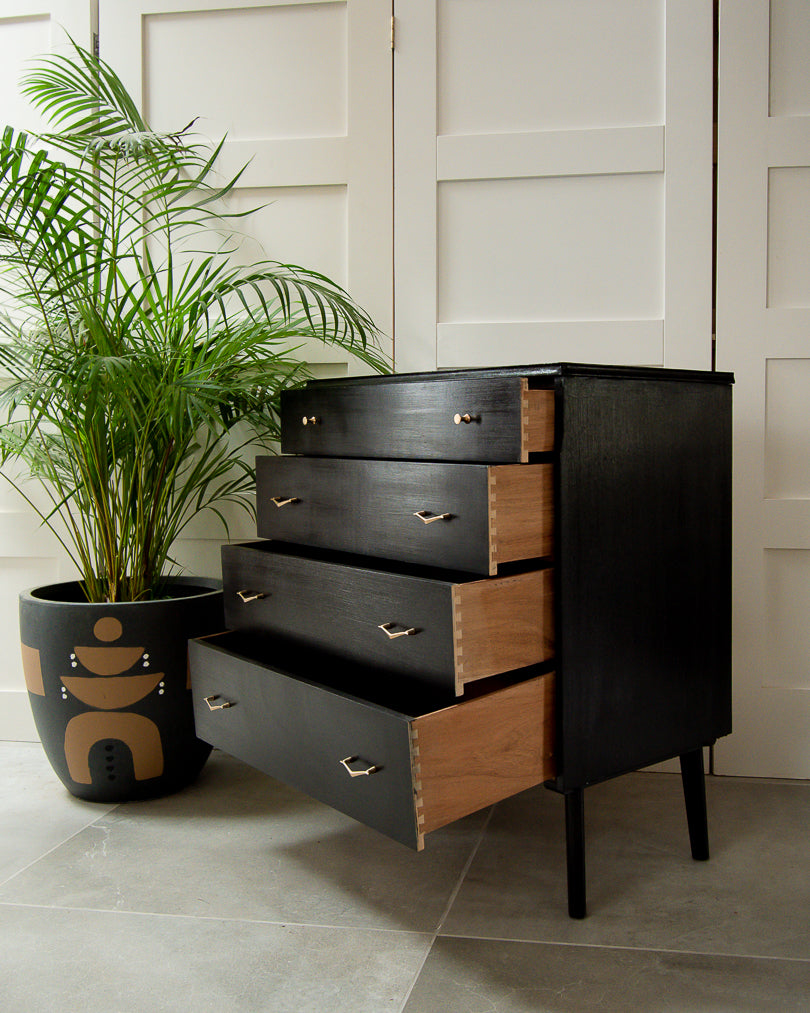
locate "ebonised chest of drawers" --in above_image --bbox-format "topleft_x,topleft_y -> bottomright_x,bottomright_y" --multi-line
189,362 -> 733,918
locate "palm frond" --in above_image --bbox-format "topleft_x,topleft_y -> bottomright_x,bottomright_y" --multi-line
0,37 -> 388,602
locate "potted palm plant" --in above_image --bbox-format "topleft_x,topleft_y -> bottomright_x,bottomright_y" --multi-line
0,41 -> 387,802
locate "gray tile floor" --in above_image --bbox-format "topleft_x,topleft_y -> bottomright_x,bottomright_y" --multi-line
1,741 -> 808,1013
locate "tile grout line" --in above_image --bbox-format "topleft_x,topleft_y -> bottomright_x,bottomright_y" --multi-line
428,931 -> 810,965
2,897 -> 809,967
397,805 -> 496,1013
0,805 -> 121,891
0,898 -> 437,936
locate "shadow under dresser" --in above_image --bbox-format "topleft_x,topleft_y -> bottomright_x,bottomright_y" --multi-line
189,361 -> 733,918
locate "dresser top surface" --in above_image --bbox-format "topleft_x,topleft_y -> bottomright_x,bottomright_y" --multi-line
298,361 -> 735,390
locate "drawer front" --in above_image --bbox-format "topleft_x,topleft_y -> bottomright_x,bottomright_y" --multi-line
257,457 -> 553,575
190,632 -> 555,849
280,376 -> 554,462
222,543 -> 554,694
222,543 -> 455,690
190,635 -> 419,846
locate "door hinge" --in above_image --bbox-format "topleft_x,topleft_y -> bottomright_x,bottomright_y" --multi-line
390,15 -> 396,50
93,32 -> 99,58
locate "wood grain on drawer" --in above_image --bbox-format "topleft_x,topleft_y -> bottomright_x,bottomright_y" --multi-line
452,569 -> 554,694
190,631 -> 554,850
411,673 -> 555,845
222,542 -> 554,695
280,377 -> 554,463
256,457 -> 553,576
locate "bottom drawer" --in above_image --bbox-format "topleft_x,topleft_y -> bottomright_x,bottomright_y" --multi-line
190,632 -> 555,850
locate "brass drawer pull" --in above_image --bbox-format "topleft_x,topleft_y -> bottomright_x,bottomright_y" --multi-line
413,510 -> 452,524
378,622 -> 417,639
453,412 -> 479,425
340,756 -> 379,777
270,496 -> 299,508
204,694 -> 234,711
301,415 -> 319,425
236,589 -> 266,603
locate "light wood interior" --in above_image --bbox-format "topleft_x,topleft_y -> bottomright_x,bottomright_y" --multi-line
411,672 -> 555,844
488,463 -> 554,573
520,382 -> 555,460
452,568 -> 554,694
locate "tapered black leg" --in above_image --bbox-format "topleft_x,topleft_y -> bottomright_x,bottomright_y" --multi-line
564,788 -> 586,918
680,748 -> 710,861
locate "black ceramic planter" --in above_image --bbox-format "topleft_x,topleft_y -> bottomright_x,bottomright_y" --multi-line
19,577 -> 223,803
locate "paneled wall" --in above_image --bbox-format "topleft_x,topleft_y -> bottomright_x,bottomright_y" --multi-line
716,0 -> 810,777
394,0 -> 713,374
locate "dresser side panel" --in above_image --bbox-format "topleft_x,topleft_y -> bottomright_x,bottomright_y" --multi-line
555,375 -> 733,789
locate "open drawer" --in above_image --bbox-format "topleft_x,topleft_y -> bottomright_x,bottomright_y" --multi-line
280,376 -> 554,463
190,632 -> 555,850
222,541 -> 554,695
257,457 -> 553,576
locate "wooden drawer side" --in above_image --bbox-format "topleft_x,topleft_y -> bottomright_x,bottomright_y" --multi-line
521,384 -> 555,459
488,463 -> 554,573
452,569 -> 554,694
411,673 -> 555,845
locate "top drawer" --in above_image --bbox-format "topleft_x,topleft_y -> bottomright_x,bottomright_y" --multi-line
281,376 -> 554,462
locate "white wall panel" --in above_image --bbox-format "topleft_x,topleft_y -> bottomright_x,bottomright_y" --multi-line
765,549 -> 810,691
142,3 -> 348,139
436,0 -> 664,135
438,174 -> 664,324
767,167 -> 810,307
769,0 -> 810,117
764,358 -> 810,498
0,15 -> 50,132
211,186 -> 348,290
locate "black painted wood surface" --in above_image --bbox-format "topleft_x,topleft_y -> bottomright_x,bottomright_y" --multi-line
294,361 -> 733,388
221,541 -> 461,691
281,374 -> 528,461
256,456 -> 492,573
190,632 -> 421,847
189,362 -> 734,900
553,374 -> 732,790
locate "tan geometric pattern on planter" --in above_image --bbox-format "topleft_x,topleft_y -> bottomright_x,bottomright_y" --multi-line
64,710 -> 164,783
20,643 -> 45,696
60,672 -> 164,709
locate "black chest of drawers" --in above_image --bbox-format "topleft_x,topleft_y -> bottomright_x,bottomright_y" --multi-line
189,362 -> 733,918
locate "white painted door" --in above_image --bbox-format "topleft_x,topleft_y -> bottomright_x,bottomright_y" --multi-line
393,0 -> 714,374
0,1 -> 95,738
98,0 -> 393,578
716,1 -> 810,778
